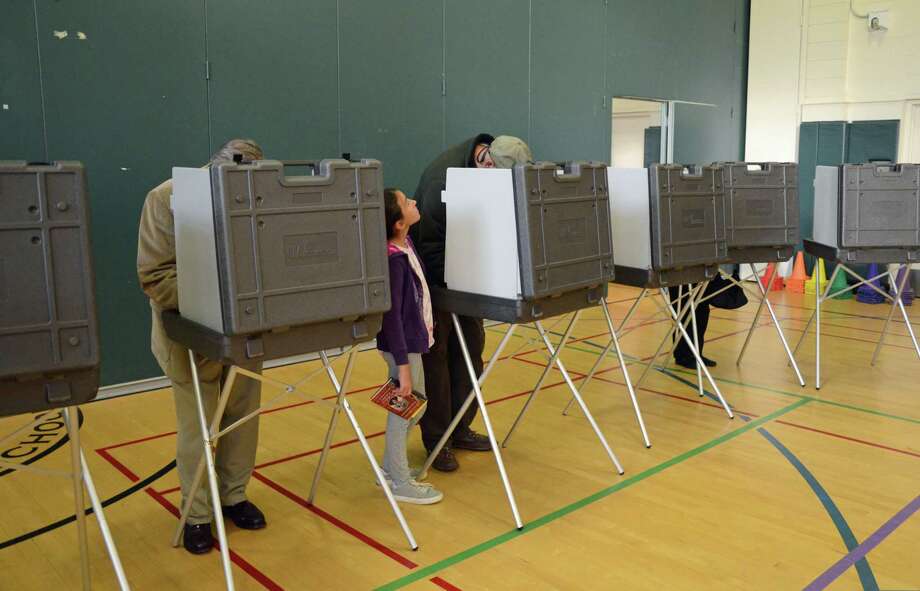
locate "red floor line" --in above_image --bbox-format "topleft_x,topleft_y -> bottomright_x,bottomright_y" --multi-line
774,420 -> 920,460
260,382 -> 385,416
144,487 -> 284,591
252,471 -> 418,568
782,324 -> 916,351
498,329 -> 616,362
431,577 -> 464,591
251,472 -> 466,590
95,448 -> 140,482
254,431 -> 385,470
591,374 -> 761,418
98,430 -> 177,452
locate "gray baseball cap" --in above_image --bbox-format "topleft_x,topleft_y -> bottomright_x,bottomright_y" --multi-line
490,135 -> 533,168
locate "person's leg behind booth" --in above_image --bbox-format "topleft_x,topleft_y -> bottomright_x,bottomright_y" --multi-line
420,307 -> 460,471
214,364 -> 265,531
447,314 -> 491,451
670,284 -> 714,369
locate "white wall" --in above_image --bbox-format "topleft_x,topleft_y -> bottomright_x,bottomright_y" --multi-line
744,0 -> 803,161
746,0 -> 920,162
611,99 -> 661,168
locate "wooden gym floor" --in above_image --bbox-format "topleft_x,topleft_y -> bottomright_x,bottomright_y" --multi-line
0,284 -> 918,590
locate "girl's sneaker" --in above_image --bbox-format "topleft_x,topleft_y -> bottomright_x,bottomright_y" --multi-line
389,480 -> 443,505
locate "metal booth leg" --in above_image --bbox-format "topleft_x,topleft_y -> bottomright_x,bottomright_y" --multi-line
561,299 -> 651,448
734,264 -> 806,386
312,348 -> 419,550
172,367 -> 238,548
659,288 -> 734,419
451,313 -> 523,529
64,406 -> 92,590
532,321 -> 625,474
872,263 -> 920,364
503,312 -> 580,447
689,281 -> 705,397
420,324 -> 517,475
187,350 -> 235,591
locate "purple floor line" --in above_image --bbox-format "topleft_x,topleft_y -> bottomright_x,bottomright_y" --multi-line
804,493 -> 920,591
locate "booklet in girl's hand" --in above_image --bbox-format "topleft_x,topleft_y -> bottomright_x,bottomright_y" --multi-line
370,379 -> 426,420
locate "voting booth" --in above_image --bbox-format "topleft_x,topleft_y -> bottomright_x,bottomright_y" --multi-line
602,164 -> 734,418
0,161 -> 129,590
440,161 -> 614,321
719,162 -> 799,263
796,163 -> 920,388
426,161 -> 638,530
169,158 -> 390,365
168,158 -> 417,590
705,162 -> 805,386
609,164 -> 728,288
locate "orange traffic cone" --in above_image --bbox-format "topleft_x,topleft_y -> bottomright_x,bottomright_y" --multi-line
786,251 -> 807,293
759,263 -> 785,291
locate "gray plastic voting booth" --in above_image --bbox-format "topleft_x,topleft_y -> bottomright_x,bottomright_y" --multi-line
794,163 -> 920,388
0,161 -> 129,590
597,164 -> 734,418
167,158 -> 412,590
704,162 -> 805,386
426,161 -> 638,530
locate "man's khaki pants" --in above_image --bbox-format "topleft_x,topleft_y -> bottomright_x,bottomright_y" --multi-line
152,313 -> 262,524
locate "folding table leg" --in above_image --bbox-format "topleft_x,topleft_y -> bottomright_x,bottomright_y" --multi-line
733,265 -> 806,386
872,263 -> 918,365
689,281 -> 706,397
420,324 -> 517,476
659,288 -> 734,418
503,312 -> 580,447
188,351 -> 235,591
562,300 -> 650,448
451,314 -> 523,529
65,406 -> 91,591
532,321 -> 624,475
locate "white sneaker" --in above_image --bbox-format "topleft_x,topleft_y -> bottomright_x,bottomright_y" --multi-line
388,479 -> 444,505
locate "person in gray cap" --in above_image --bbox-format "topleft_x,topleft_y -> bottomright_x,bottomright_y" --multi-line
410,133 -> 533,472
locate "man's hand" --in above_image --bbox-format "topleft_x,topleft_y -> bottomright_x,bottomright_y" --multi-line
396,365 -> 413,397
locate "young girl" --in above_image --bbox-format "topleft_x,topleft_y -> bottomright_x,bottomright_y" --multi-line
375,188 -> 443,504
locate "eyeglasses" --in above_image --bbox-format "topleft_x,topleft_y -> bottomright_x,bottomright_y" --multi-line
474,144 -> 493,166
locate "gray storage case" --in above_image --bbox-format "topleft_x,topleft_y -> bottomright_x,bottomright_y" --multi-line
812,163 -> 920,263
649,164 -> 728,270
717,162 -> 799,263
0,161 -> 100,416
609,164 -> 727,288
171,159 -> 389,365
512,161 -> 615,298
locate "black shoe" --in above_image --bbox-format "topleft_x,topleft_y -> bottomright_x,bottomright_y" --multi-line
452,429 -> 492,452
183,523 -> 214,555
221,500 -> 266,530
674,356 -> 717,370
427,445 -> 459,472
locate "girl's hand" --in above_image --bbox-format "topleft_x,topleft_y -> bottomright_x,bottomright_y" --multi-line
396,365 -> 412,397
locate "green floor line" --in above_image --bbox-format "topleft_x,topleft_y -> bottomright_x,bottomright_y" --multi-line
374,398 -> 811,590
487,325 -> 920,425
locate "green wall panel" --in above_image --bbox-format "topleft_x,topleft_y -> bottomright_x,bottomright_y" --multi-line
0,2 -> 46,160
35,0 -> 210,385
845,120 -> 899,164
530,0 -> 607,162
206,0 -> 339,158
5,0 -> 750,386
444,0 -> 530,147
339,0 -> 444,192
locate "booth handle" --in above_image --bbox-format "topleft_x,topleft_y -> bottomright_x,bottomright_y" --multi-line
549,161 -> 583,182
679,164 -> 704,179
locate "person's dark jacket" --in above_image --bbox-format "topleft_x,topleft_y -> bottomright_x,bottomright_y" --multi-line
376,237 -> 431,366
409,133 -> 494,287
